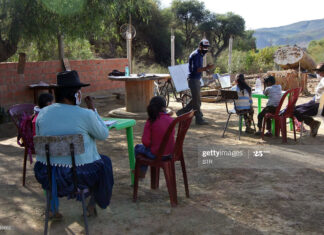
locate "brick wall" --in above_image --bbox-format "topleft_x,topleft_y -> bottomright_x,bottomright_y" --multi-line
0,58 -> 127,108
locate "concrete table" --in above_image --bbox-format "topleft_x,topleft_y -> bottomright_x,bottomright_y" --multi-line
108,74 -> 170,113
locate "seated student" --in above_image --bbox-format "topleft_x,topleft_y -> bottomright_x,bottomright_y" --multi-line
135,96 -> 175,178
231,74 -> 254,134
255,76 -> 282,136
34,70 -> 113,218
294,62 -> 324,137
32,93 -> 54,136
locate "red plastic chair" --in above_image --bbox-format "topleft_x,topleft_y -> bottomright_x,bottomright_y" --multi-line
261,88 -> 301,143
133,110 -> 195,207
8,103 -> 35,186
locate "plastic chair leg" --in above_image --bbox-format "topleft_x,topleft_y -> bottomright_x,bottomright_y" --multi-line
81,191 -> 89,235
163,162 -> 177,207
23,148 -> 28,186
171,162 -> 178,204
292,117 -> 297,141
222,114 -> 232,137
133,161 -> 140,202
150,167 -> 160,189
180,158 -> 189,198
280,117 -> 287,143
44,190 -> 50,235
274,119 -> 280,137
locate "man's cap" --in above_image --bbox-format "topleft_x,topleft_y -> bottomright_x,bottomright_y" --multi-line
314,63 -> 324,72
199,39 -> 210,48
56,70 -> 90,88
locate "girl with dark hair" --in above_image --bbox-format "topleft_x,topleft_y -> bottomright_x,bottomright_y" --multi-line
135,96 -> 175,178
232,74 -> 255,133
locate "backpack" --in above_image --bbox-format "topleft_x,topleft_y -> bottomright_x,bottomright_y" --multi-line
108,70 -> 125,76
17,113 -> 35,164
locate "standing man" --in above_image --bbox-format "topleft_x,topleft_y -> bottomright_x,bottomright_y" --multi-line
176,39 -> 214,125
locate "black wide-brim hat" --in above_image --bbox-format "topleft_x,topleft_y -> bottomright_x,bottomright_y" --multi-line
56,70 -> 90,87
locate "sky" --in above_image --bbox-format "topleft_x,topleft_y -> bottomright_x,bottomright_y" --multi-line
160,0 -> 324,30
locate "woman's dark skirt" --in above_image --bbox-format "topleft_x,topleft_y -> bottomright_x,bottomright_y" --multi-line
34,155 -> 114,209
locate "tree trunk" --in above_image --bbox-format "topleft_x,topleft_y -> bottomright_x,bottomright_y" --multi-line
0,39 -> 18,62
57,34 -> 64,60
274,46 -> 316,71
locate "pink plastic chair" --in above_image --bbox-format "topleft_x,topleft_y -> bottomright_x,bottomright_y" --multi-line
133,110 -> 194,207
262,88 -> 301,143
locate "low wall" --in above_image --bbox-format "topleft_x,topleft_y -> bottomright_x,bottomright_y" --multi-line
0,58 -> 127,108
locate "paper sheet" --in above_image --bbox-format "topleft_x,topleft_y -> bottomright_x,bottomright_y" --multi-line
103,120 -> 117,127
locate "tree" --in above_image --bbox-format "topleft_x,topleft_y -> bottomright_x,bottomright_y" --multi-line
88,0 -> 153,59
0,0 -> 150,62
171,0 -> 207,49
233,30 -> 256,51
199,12 -> 245,60
308,38 -> 324,63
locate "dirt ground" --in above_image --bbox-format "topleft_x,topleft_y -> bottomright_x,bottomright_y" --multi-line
1,86 -> 324,235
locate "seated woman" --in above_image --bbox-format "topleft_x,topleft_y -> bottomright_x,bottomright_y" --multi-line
135,96 -> 175,178
231,74 -> 255,133
34,70 -> 113,218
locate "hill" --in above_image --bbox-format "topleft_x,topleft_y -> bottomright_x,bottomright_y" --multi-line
254,18 -> 324,49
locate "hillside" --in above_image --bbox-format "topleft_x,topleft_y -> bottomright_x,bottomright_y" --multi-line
254,18 -> 324,49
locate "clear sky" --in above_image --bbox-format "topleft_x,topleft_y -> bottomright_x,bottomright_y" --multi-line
160,0 -> 324,30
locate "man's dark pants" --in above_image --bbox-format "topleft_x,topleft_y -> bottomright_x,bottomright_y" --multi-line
294,100 -> 319,126
257,106 -> 277,131
178,78 -> 203,120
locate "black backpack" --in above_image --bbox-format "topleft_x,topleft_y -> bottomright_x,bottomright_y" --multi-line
109,70 -> 125,76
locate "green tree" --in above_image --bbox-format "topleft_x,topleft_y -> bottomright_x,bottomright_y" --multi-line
308,38 -> 324,63
0,0 -> 150,62
171,0 -> 207,49
233,30 -> 256,51
8,37 -> 94,62
200,12 -> 245,60
88,0 -> 153,59
216,46 -> 276,74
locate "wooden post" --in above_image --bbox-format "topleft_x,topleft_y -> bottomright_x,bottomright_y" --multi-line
171,28 -> 175,66
202,35 -> 207,77
228,36 -> 233,74
127,14 -> 133,74
17,53 -> 26,74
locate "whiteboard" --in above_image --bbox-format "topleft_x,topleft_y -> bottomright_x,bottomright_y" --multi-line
168,63 -> 204,92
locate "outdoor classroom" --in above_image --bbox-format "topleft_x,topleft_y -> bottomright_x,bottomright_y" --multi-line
1,0 -> 324,234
